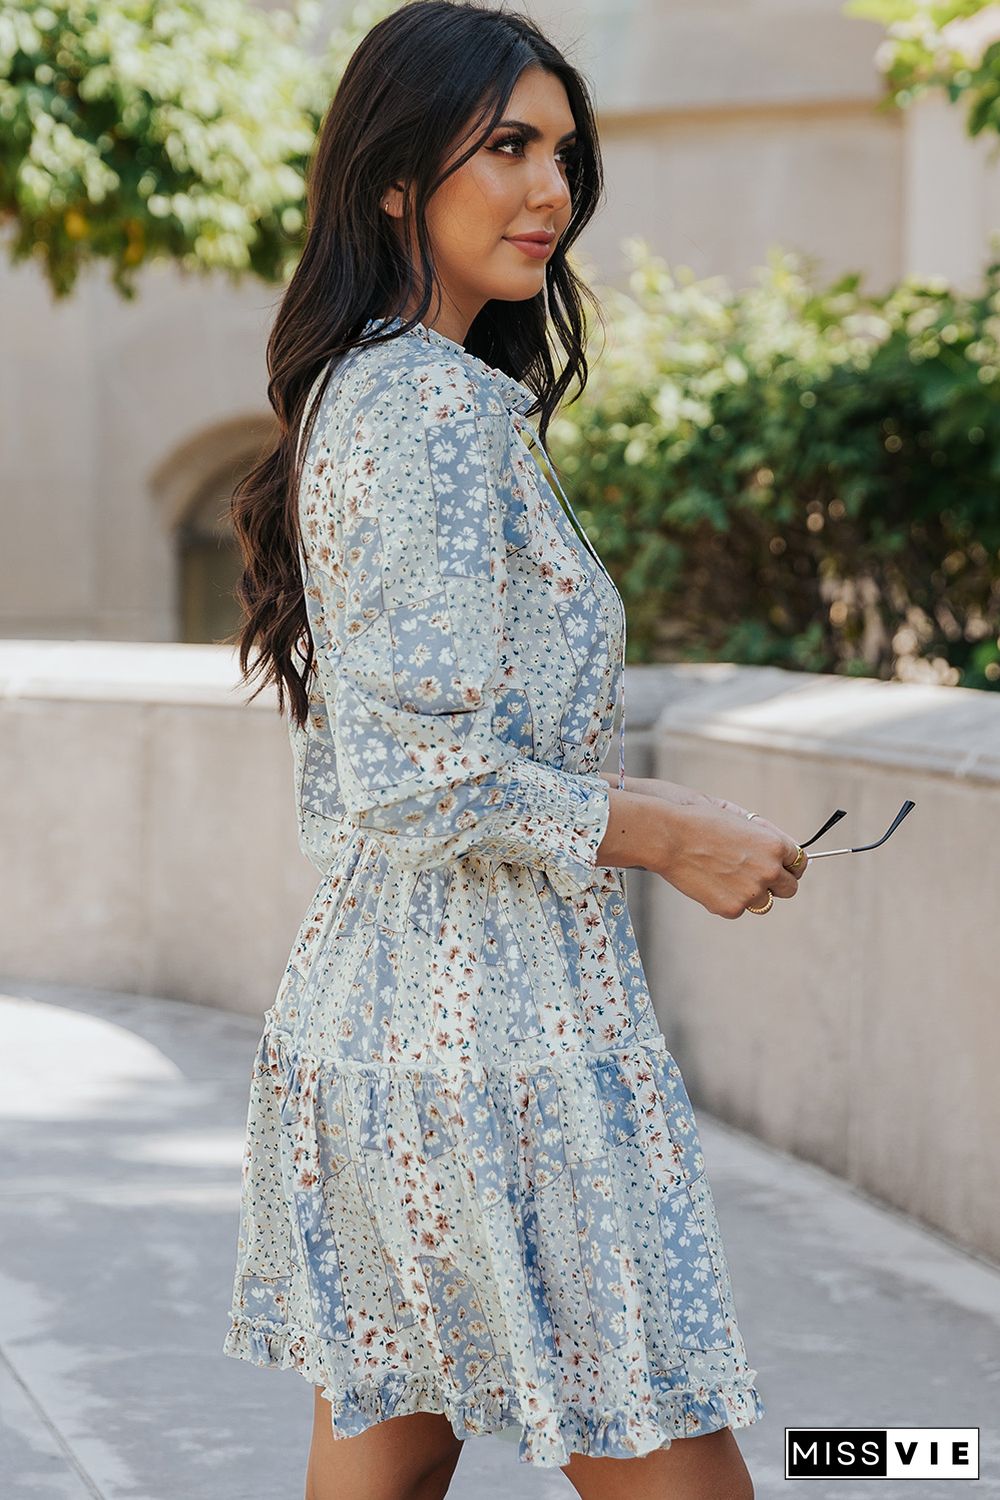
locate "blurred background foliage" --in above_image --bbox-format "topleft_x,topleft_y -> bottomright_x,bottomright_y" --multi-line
846,0 -> 1000,139
0,0 -> 383,297
551,240 -> 1000,690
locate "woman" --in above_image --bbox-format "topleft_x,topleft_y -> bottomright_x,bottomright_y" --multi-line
224,3 -> 809,1496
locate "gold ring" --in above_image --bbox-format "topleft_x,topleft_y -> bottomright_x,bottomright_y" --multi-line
746,891 -> 774,915
788,845 -> 807,872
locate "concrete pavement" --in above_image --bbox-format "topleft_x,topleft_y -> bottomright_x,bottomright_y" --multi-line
1,978 -> 997,1499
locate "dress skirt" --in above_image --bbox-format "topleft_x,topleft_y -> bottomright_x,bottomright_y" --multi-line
221,839 -> 765,1468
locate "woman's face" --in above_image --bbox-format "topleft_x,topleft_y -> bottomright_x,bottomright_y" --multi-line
389,65 -> 577,341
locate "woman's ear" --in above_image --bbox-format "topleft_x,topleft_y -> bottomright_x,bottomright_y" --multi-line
382,182 -> 405,217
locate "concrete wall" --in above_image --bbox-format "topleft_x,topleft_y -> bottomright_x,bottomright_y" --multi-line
640,663 -> 1000,1268
2,640 -> 997,1261
0,263 -> 275,642
0,640 -> 316,1012
565,0 -> 903,291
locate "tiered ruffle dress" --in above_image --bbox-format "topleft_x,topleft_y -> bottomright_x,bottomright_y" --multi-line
221,314 -> 765,1466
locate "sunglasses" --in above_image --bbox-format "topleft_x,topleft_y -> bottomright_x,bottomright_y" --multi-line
796,800 -> 915,858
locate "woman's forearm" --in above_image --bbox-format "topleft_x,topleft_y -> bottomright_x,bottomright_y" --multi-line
596,773 -> 682,872
595,785 -> 676,874
599,769 -> 751,822
598,770 -> 700,803
598,770 -> 650,797
595,770 -> 729,874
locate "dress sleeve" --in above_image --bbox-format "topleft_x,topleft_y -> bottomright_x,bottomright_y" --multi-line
304,358 -> 611,892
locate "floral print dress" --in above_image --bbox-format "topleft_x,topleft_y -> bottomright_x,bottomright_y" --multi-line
221,314 -> 765,1466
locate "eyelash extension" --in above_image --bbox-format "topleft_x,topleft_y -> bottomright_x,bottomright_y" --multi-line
489,131 -> 579,165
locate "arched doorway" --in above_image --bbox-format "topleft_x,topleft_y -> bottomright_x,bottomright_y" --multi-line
152,413 -> 275,645
176,461 -> 246,644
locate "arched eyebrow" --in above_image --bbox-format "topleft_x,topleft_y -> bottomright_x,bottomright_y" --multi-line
492,119 -> 578,144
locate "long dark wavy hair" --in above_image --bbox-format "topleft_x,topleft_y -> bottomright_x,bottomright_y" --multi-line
228,0 -> 606,730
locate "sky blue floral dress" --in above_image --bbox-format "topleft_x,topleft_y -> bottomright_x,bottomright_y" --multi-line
221,314 -> 765,1466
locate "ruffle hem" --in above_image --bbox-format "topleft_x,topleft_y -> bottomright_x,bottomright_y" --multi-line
222,1312 -> 764,1467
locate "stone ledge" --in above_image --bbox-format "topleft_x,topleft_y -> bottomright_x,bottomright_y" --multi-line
651,662 -> 1000,785
0,638 -> 267,709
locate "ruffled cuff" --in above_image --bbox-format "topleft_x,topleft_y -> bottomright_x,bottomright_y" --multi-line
479,758 -> 611,893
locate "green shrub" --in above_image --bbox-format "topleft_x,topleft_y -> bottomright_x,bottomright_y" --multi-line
0,0 -> 384,298
846,0 -> 1000,140
550,239 -> 1000,690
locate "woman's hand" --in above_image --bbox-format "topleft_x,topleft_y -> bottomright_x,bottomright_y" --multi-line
613,775 -> 808,918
